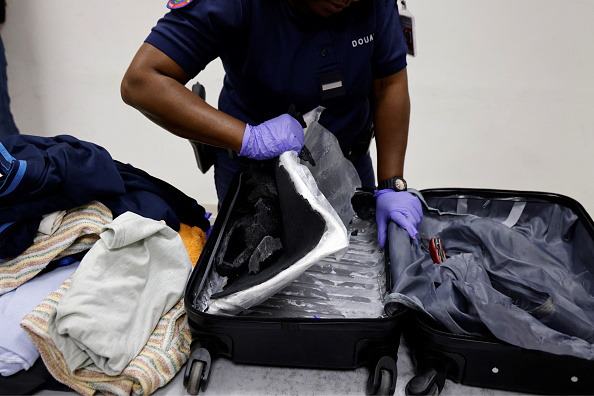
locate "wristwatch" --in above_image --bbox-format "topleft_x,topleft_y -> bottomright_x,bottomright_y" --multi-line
377,176 -> 407,192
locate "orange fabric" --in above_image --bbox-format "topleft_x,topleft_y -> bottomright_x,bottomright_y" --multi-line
178,223 -> 206,267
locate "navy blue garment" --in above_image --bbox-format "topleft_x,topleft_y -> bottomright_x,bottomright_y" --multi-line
146,0 -> 408,199
0,134 -> 123,259
0,134 -> 210,260
147,0 -> 407,151
0,219 -> 41,261
105,161 -> 211,232
0,134 -> 125,220
0,34 -> 18,138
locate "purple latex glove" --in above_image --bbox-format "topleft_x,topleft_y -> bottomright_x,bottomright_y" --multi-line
239,114 -> 304,160
375,189 -> 423,249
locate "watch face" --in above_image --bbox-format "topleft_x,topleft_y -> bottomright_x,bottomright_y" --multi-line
395,178 -> 406,191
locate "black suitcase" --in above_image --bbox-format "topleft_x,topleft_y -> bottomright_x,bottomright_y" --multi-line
390,188 -> 594,396
182,164 -> 406,395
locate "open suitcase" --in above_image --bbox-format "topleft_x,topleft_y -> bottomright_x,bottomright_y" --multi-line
387,188 -> 594,396
182,162 -> 406,395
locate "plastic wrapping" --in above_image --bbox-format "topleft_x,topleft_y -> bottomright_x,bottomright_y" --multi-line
302,106 -> 361,227
238,215 -> 387,319
205,151 -> 349,315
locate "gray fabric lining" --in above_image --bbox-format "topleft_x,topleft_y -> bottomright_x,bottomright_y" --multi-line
386,191 -> 594,361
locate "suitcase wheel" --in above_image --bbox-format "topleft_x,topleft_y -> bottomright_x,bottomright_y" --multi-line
187,361 -> 205,395
405,363 -> 445,396
184,347 -> 212,395
367,355 -> 397,396
405,379 -> 439,396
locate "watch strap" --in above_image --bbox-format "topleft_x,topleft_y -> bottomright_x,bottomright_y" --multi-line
377,176 -> 407,192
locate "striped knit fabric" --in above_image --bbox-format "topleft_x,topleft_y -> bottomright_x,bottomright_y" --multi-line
20,277 -> 192,396
0,201 -> 112,295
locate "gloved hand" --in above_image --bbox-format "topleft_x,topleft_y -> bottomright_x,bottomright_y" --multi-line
239,114 -> 305,160
375,189 -> 423,249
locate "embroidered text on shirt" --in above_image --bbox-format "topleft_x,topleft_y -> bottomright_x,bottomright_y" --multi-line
352,34 -> 374,47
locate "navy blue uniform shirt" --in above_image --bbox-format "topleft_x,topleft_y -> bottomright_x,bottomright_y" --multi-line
146,0 -> 408,154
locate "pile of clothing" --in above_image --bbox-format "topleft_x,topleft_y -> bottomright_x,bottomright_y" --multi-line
0,134 -> 210,396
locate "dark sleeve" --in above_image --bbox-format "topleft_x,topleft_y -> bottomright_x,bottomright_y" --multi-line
145,0 -> 246,78
371,0 -> 408,79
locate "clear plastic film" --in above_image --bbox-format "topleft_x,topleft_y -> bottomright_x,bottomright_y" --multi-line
205,151 -> 349,315
239,216 -> 387,319
302,106 -> 361,227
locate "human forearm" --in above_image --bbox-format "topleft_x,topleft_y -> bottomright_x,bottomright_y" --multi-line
372,67 -> 411,184
121,43 -> 245,151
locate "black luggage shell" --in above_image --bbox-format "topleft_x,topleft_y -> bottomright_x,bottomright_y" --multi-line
183,168 -> 405,395
402,188 -> 594,396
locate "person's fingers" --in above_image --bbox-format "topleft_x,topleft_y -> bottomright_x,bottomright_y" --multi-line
392,212 -> 419,243
280,114 -> 305,152
409,204 -> 423,226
